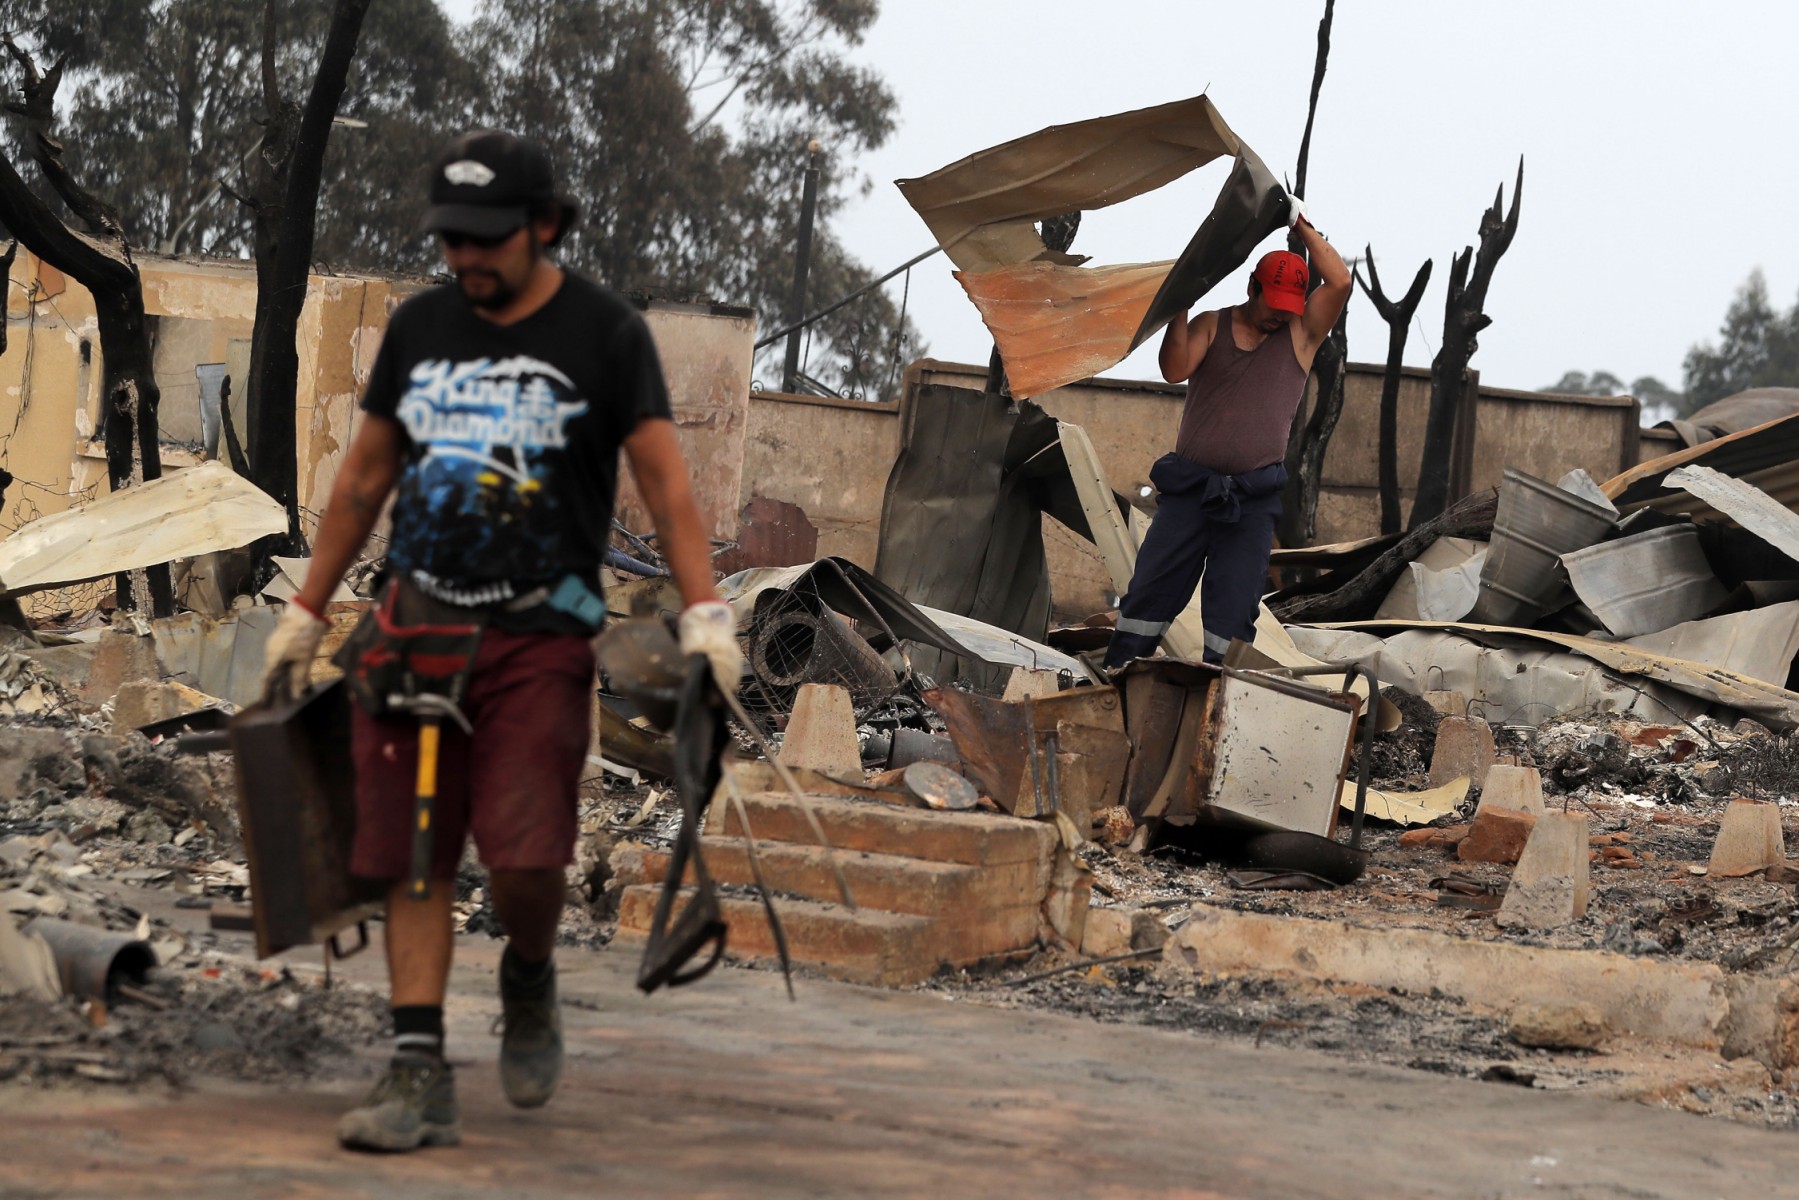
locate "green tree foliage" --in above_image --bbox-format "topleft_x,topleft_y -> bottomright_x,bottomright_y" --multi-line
457,0 -> 914,398
0,0 -> 919,398
1680,269 -> 1799,414
0,0 -> 454,257
1543,369 -> 1685,418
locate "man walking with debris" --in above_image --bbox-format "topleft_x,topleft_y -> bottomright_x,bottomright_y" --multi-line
260,130 -> 741,1152
1103,201 -> 1350,669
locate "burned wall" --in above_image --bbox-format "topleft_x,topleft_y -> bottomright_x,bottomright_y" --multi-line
895,360 -> 1653,620
613,299 -> 756,544
740,390 -> 902,570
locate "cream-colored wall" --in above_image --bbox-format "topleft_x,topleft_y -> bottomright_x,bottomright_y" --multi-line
0,254 -> 757,579
740,390 -> 902,568
615,301 -> 756,542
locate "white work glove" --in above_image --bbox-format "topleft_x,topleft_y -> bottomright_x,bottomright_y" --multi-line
677,600 -> 744,694
1284,191 -> 1307,229
262,598 -> 329,700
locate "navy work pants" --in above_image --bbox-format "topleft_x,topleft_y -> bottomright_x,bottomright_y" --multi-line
1104,456 -> 1284,669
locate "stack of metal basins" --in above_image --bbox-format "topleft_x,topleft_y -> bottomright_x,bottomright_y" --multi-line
1469,468 -> 1618,627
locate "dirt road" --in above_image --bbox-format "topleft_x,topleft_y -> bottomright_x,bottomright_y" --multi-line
2,928 -> 1795,1200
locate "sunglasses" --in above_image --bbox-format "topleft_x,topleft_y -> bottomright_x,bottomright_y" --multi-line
439,228 -> 521,249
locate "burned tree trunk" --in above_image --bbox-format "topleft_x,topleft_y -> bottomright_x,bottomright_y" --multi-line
1355,248 -> 1432,534
0,42 -> 172,614
1277,309 -> 1348,553
1276,0 -> 1341,553
1410,160 -> 1522,530
242,0 -> 372,558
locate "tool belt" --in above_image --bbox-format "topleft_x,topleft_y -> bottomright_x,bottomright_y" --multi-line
334,579 -> 487,716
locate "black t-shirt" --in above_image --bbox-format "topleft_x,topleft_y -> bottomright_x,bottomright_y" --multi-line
360,272 -> 672,604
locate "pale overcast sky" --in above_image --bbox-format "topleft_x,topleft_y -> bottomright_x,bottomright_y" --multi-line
436,1 -> 1799,395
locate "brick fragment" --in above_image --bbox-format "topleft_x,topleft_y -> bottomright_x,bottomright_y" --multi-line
1458,807 -> 1537,865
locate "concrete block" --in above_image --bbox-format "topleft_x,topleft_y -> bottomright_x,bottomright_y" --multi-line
1708,799 -> 1786,878
1510,1002 -> 1606,1050
1422,690 -> 1467,717
1497,811 -> 1590,930
1458,806 -> 1537,864
1080,906 -> 1135,959
111,679 -> 212,732
83,630 -> 160,710
1477,765 -> 1545,816
779,684 -> 862,777
1164,906 -> 1731,1049
1429,715 -> 1496,789
1002,668 -> 1062,703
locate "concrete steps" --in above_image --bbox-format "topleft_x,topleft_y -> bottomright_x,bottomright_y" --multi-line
613,787 -> 1078,985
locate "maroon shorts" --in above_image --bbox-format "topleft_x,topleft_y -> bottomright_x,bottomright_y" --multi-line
350,629 -> 595,880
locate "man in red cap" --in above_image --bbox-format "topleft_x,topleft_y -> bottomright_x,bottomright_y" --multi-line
1103,200 -> 1350,668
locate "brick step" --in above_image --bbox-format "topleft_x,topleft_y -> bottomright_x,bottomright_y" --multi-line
611,840 -> 1047,964
615,884 -> 944,987
615,836 -> 1043,918
706,789 -> 1054,868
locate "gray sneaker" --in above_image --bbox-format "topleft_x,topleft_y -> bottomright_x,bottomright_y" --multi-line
498,956 -> 563,1108
337,1053 -> 460,1152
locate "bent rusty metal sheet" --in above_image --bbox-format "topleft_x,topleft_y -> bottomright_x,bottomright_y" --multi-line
925,686 -> 1125,816
896,95 -> 1241,274
899,94 -> 1288,398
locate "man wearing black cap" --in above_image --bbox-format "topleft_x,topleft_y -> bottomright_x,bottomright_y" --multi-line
261,130 -> 743,1151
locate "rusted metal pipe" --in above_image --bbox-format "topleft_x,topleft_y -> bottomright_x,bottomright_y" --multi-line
22,918 -> 156,1001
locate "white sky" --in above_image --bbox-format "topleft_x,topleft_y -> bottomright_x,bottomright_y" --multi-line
436,1 -> 1799,394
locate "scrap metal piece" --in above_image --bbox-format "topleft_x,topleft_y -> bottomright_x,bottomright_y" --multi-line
925,686 -> 1126,816
1562,523 -> 1729,637
1625,600 -> 1799,688
227,679 -> 384,959
902,762 -> 978,811
0,461 -> 286,595
20,918 -> 154,1002
1294,619 -> 1799,731
886,728 -> 959,770
1201,671 -> 1358,838
895,94 -> 1242,273
1606,412 -> 1799,517
1470,468 -> 1617,627
896,94 -> 1287,398
1239,830 -> 1367,885
1663,465 -> 1799,564
955,261 -> 1175,401
746,594 -> 897,709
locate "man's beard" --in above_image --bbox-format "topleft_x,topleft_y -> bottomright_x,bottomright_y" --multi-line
456,239 -> 538,311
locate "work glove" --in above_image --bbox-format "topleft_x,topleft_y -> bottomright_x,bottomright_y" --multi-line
262,598 -> 330,700
1284,191 -> 1308,229
677,600 -> 744,695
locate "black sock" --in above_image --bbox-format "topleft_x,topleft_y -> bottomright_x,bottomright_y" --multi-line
501,945 -> 554,998
393,1004 -> 444,1060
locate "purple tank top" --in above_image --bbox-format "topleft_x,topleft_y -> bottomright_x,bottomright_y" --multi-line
1172,306 -> 1310,475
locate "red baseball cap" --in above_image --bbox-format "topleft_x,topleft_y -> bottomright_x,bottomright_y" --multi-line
1253,250 -> 1309,314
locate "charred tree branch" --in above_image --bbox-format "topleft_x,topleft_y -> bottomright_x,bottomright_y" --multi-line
0,41 -> 170,614
1356,248 -> 1433,534
1411,158 -> 1523,530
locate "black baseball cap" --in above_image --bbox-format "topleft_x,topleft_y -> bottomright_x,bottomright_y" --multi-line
420,129 -> 579,242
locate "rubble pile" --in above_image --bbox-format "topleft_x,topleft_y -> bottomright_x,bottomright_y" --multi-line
0,966 -> 385,1088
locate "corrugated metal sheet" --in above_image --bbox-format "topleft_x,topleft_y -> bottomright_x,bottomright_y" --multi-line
896,94 -> 1286,399
955,261 -> 1171,415
895,95 -> 1241,274
1663,465 -> 1799,564
1604,412 -> 1799,517
1562,524 -> 1728,638
1308,618 -> 1799,731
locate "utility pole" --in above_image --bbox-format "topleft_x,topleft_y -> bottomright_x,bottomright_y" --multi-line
781,139 -> 822,394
